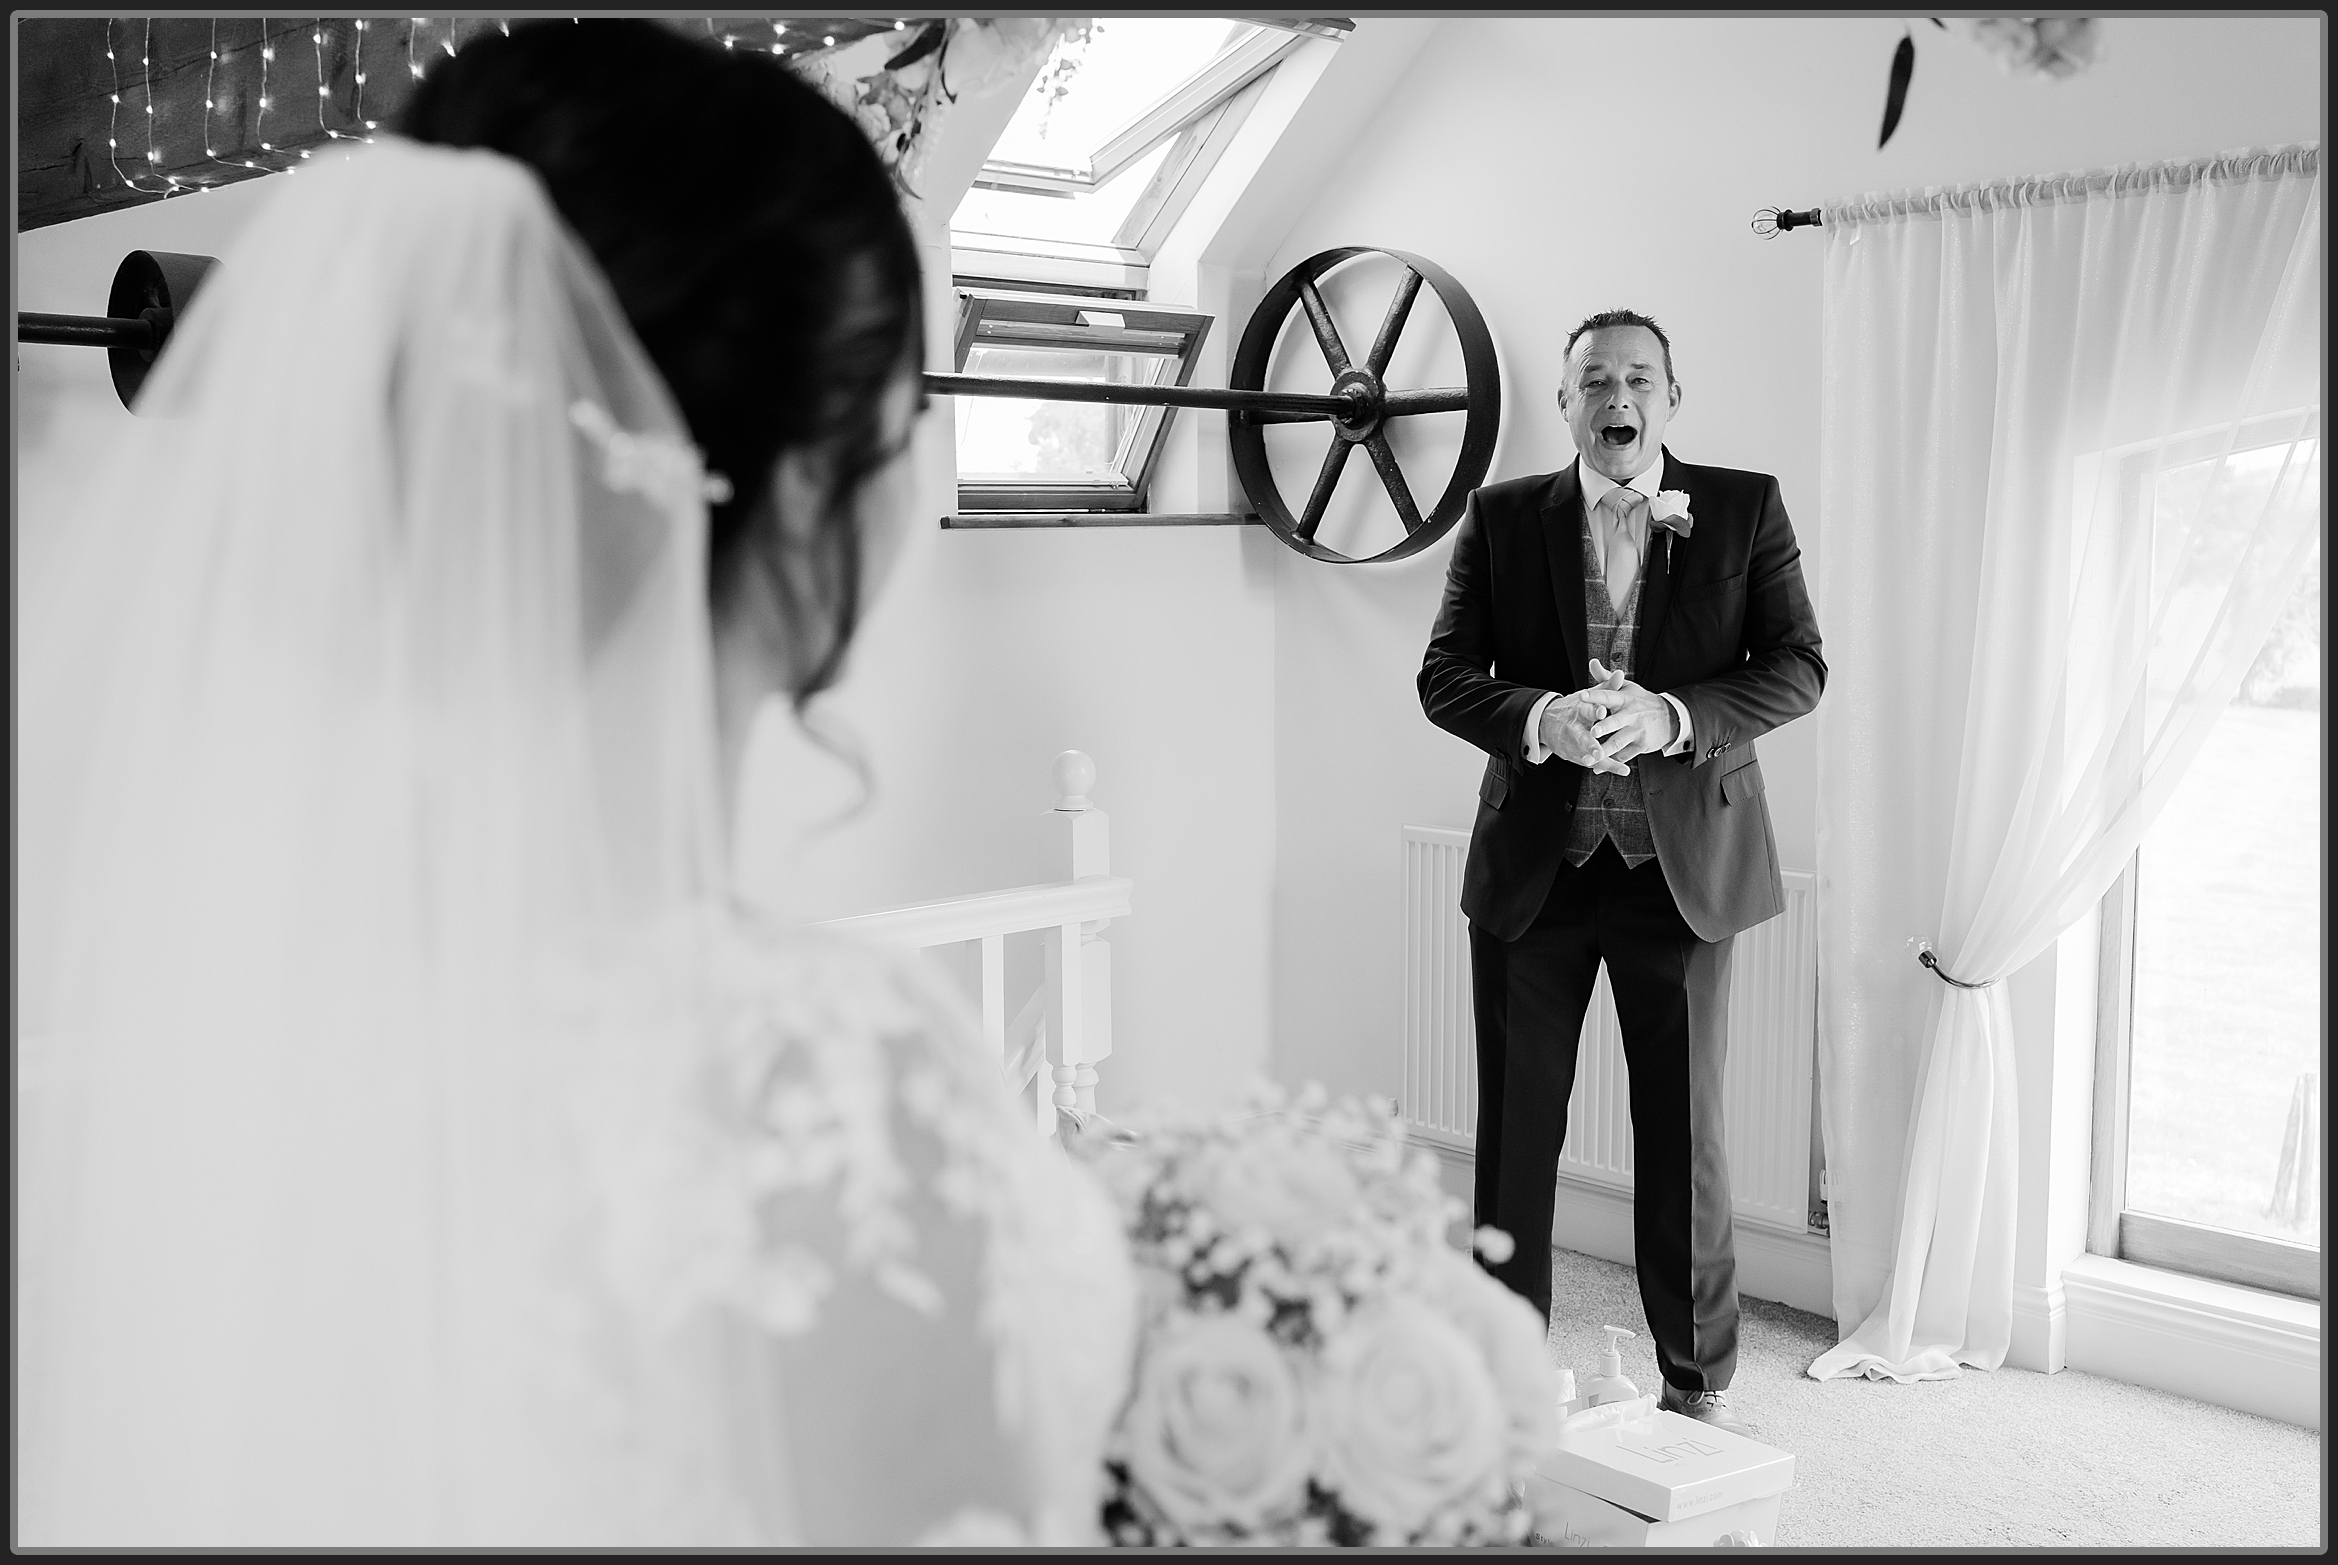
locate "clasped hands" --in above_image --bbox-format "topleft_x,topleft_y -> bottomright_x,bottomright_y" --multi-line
1536,659 -> 1678,775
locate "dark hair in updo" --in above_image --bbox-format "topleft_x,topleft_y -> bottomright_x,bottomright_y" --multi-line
400,18 -> 923,704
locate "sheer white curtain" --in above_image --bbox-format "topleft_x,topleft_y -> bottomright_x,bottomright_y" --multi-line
1808,147 -> 2321,1382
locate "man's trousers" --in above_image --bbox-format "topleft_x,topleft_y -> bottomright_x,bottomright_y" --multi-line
1468,840 -> 1740,1394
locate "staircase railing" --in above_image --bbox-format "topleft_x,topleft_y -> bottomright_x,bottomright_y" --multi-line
816,751 -> 1127,1136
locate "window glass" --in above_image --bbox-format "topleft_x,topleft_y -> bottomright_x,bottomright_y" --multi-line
988,20 -> 1249,172
2123,439 -> 2322,1243
955,345 -> 1177,479
954,141 -> 1175,250
951,18 -> 1255,251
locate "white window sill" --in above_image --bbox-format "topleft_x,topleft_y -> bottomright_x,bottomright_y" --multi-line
2059,1252 -> 2320,1429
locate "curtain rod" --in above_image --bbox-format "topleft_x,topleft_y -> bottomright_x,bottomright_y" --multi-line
1751,207 -> 1823,238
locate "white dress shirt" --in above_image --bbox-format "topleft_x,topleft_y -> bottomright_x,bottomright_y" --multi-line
1521,458 -> 1695,764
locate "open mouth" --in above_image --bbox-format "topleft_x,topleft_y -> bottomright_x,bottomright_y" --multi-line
1598,425 -> 1638,448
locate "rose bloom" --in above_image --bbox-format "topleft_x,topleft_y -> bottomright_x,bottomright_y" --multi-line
1119,1313 -> 1316,1536
1415,1248 -> 1563,1465
1315,1296 -> 1506,1540
1192,1133 -> 1361,1252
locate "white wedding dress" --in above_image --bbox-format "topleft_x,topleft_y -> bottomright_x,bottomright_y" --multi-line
16,138 -> 1135,1547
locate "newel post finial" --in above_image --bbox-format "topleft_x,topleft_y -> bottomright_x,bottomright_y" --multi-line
1052,749 -> 1097,812
1050,749 -> 1109,882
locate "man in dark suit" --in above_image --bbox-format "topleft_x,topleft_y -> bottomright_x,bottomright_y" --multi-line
1417,310 -> 1825,1433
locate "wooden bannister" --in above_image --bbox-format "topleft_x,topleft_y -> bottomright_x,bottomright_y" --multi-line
815,751 -> 1125,1135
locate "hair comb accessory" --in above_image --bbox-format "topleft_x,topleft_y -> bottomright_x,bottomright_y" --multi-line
570,398 -> 730,514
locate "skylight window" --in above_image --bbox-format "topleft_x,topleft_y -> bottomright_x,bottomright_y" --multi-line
987,20 -> 1247,178
953,19 -> 1312,257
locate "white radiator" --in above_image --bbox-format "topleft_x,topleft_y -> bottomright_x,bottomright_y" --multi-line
1400,826 -> 1819,1234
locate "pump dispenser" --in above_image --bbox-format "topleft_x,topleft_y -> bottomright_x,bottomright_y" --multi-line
1584,1326 -> 1640,1406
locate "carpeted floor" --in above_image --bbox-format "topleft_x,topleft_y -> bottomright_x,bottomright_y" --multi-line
1539,1245 -> 2325,1550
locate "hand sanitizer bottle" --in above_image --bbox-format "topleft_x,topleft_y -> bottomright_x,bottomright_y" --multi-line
1584,1326 -> 1640,1406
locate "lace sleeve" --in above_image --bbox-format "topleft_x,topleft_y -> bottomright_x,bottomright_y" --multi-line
575,920 -> 1135,1547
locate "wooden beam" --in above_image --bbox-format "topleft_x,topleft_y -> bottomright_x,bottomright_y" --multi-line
16,16 -> 912,231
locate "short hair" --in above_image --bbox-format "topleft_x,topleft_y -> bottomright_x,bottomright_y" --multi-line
1564,310 -> 1676,389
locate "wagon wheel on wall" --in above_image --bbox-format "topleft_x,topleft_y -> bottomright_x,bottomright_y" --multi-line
1228,247 -> 1500,565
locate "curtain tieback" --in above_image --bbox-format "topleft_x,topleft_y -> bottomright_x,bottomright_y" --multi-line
1911,939 -> 1997,990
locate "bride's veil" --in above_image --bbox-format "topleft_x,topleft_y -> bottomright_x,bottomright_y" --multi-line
18,139 -> 790,1544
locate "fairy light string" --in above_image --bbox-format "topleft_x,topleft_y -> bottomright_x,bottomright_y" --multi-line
312,18 -> 353,148
101,19 -> 164,194
354,18 -> 377,134
257,20 -> 277,163
201,17 -> 236,180
101,14 -> 933,207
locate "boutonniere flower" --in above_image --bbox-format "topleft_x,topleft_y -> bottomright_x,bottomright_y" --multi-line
1649,490 -> 1694,539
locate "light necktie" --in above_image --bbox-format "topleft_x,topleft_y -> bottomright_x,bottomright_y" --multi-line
1600,486 -> 1645,607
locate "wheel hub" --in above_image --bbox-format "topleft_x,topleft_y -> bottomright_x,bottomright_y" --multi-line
1331,368 -> 1384,443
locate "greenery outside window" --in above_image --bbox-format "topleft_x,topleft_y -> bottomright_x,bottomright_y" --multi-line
952,287 -> 1212,513
2088,412 -> 2322,1300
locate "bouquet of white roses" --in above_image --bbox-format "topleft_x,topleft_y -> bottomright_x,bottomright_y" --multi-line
1068,1084 -> 1561,1547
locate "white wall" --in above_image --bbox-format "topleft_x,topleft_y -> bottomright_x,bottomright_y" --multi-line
16,177 -> 286,533
735,522 -> 1281,1116
1249,15 -> 2321,1328
735,39 -> 1280,1117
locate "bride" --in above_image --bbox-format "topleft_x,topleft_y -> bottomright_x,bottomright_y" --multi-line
18,21 -> 1133,1548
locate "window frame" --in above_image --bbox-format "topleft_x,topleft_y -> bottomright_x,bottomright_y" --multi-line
966,23 -> 1303,198
2085,413 -> 2323,1302
948,19 -> 1343,291
950,286 -> 1214,514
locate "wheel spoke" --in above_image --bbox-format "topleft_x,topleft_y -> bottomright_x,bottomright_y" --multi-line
1381,386 -> 1472,417
1365,268 -> 1423,376
1297,280 -> 1354,376
1364,432 -> 1423,533
1297,439 -> 1353,540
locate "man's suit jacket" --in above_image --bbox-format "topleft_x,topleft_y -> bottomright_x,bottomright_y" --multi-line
1418,449 -> 1825,944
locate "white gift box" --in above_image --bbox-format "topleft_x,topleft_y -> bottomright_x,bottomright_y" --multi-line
1527,1474 -> 1782,1547
1534,1405 -> 1795,1525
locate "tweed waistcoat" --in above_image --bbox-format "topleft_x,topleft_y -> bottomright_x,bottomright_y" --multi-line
1563,513 -> 1657,868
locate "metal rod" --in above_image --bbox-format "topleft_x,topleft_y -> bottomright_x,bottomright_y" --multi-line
926,370 -> 1356,419
1382,386 -> 1471,416
1751,207 -> 1824,239
18,311 -> 158,350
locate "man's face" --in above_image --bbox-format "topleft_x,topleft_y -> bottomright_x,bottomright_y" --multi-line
1559,325 -> 1681,483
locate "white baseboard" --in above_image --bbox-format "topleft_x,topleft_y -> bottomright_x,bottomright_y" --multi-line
2059,1253 -> 2320,1429
1537,1169 -> 1836,1320
2006,1278 -> 2068,1373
